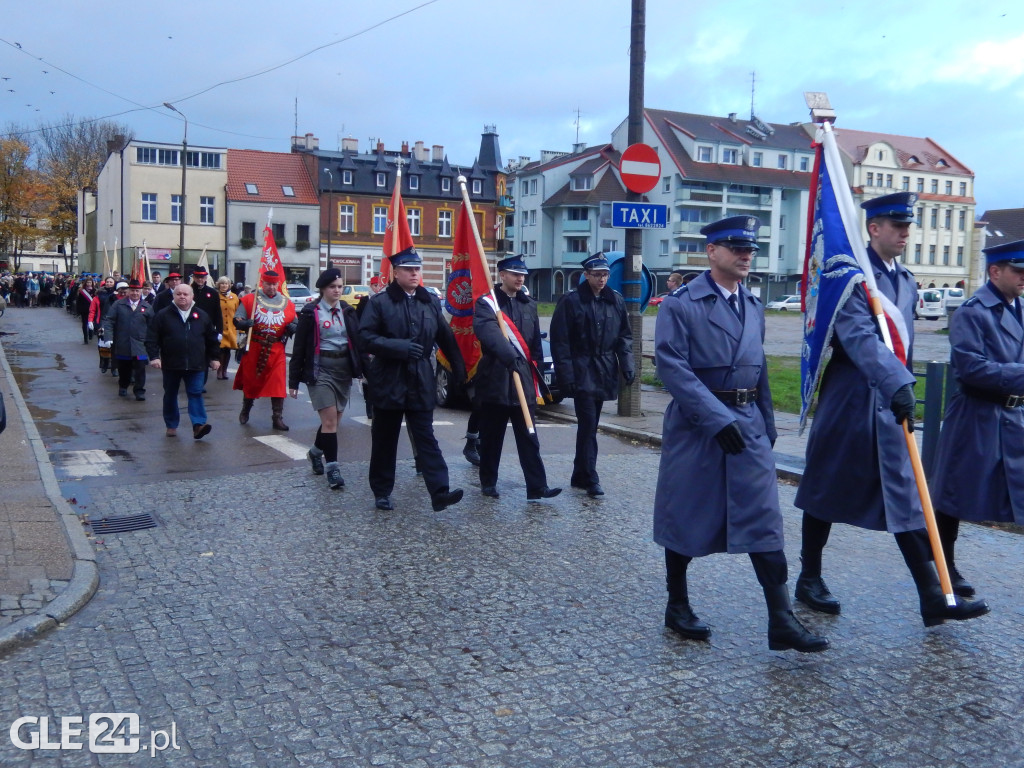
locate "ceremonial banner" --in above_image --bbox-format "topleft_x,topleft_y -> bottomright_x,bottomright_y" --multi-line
260,226 -> 289,298
800,123 -> 909,430
438,203 -> 489,380
381,174 -> 414,285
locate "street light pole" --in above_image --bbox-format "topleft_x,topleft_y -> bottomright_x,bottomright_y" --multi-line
323,168 -> 333,268
163,102 -> 188,275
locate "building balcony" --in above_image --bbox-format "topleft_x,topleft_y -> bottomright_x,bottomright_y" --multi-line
560,251 -> 590,266
676,188 -> 723,203
497,195 -> 514,209
673,221 -> 706,235
561,219 -> 592,233
726,192 -> 773,207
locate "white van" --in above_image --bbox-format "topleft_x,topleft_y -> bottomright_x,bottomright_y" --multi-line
915,288 -> 943,320
939,287 -> 966,313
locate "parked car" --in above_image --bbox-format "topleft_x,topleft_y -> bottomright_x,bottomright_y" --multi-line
649,292 -> 671,307
939,287 -> 966,313
286,283 -> 316,309
766,294 -> 802,311
915,288 -> 943,320
424,286 -> 443,301
339,285 -> 371,307
434,334 -> 561,408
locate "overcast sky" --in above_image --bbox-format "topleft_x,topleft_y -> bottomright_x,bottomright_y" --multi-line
3,0 -> 1022,214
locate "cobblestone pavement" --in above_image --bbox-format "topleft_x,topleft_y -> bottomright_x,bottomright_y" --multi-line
2,453 -> 1024,766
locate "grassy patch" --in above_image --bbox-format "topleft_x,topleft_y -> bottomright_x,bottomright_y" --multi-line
536,302 -> 556,317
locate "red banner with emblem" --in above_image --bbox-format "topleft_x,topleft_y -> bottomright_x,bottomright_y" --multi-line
437,203 -> 489,380
260,226 -> 289,298
381,176 -> 414,285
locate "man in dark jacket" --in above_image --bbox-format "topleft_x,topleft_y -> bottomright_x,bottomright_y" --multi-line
151,272 -> 183,314
549,253 -> 635,497
102,279 -> 152,400
146,283 -> 221,439
190,266 -> 223,335
473,256 -> 560,501
359,247 -> 466,512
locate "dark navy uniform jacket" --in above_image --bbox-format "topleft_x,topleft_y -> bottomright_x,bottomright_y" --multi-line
652,272 -> 782,557
795,248 -> 921,532
931,282 -> 1024,523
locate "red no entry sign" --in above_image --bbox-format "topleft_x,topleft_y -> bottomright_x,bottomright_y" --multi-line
619,143 -> 661,194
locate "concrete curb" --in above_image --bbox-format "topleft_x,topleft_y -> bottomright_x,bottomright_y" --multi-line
0,339 -> 99,655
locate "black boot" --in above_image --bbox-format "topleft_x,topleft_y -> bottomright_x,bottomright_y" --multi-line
664,551 -> 710,641
764,584 -> 829,652
936,512 -> 975,597
462,432 -> 481,466
239,398 -> 254,425
794,556 -> 841,615
271,398 -> 289,431
908,561 -> 989,627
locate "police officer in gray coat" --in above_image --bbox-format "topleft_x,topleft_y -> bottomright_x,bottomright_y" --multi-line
653,216 -> 827,652
795,192 -> 988,627
931,240 -> 1024,595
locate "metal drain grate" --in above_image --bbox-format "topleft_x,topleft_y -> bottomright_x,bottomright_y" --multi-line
88,513 -> 158,534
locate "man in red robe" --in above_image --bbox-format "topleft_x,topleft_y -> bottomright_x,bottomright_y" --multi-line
233,270 -> 297,430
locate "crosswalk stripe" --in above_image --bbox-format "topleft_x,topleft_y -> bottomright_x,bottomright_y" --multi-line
253,435 -> 310,461
349,417 -> 453,427
51,450 -> 116,478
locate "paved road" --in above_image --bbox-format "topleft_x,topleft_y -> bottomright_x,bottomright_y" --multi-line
3,307 -> 1023,767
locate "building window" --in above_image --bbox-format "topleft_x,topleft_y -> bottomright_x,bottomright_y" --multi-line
660,239 -> 669,256
522,181 -> 529,196
777,155 -> 788,170
245,183 -> 258,195
186,151 -> 221,169
779,214 -> 787,230
916,206 -> 923,223
662,176 -> 671,193
441,177 -> 451,192
529,210 -> 537,226
407,207 -> 421,236
200,196 -> 215,224
376,172 -> 386,188
602,239 -> 618,252
697,146 -> 713,162
141,193 -> 157,222
530,179 -> 537,195
571,176 -> 592,191
137,147 -> 157,164
866,172 -> 874,186
568,207 -> 588,221
567,237 -> 588,253
877,150 -> 885,161
171,194 -> 181,224
799,157 -> 809,171
944,209 -> 952,229
914,244 -> 922,264
438,210 -> 452,238
373,206 -> 388,235
959,210 -> 966,231
241,221 -> 256,240
722,148 -> 738,164
929,245 -> 936,264
158,149 -> 178,166
943,245 -> 950,265
886,174 -> 893,188
930,179 -> 938,193
957,246 -> 964,266
943,180 -> 952,195
930,208 -> 938,228
472,179 -> 482,195
338,204 -> 354,233
408,175 -> 419,191
342,170 -> 353,185
916,178 -> 924,192
529,241 -> 537,255
959,182 -> 967,196
296,224 -> 309,243
752,152 -> 763,167
272,223 -> 285,243
282,186 -> 295,197
902,176 -> 910,191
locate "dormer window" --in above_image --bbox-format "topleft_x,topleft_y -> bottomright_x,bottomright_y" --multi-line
409,176 -> 419,191
441,177 -> 451,192
697,146 -> 713,162
342,170 -> 353,184
570,176 -> 592,191
908,155 -> 921,164
245,183 -> 258,195
282,186 -> 295,197
722,148 -> 738,164
937,159 -> 949,167
472,179 -> 482,195
376,172 -> 386,188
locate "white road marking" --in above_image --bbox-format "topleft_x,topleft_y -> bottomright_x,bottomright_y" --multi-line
253,435 -> 310,461
349,417 -> 453,427
51,450 -> 116,478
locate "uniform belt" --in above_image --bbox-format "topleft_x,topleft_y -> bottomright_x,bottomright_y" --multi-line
711,388 -> 758,405
962,385 -> 1024,408
319,349 -> 347,358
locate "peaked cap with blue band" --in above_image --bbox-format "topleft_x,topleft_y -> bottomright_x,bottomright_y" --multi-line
389,247 -> 422,268
700,215 -> 761,250
860,191 -> 918,223
982,239 -> 1024,266
581,253 -> 610,271
497,256 -> 529,275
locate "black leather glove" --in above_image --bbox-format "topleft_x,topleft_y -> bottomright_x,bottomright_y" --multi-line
283,321 -> 298,339
715,422 -> 746,455
234,318 -> 254,330
624,371 -> 636,386
890,383 -> 916,432
407,341 -> 424,360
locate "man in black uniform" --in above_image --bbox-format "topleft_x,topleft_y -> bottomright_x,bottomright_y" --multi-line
359,247 -> 467,512
152,272 -> 183,314
473,256 -> 560,501
549,253 -> 635,496
190,267 -> 223,337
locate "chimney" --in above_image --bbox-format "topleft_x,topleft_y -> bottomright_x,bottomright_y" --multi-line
341,136 -> 358,153
414,141 -> 427,161
728,113 -> 737,122
432,144 -> 444,162
401,141 -> 409,155
376,140 -> 385,154
572,142 -> 587,154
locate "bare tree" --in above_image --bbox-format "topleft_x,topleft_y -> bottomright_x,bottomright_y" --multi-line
36,115 -> 133,270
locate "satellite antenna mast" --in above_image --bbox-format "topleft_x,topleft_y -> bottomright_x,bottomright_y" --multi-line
750,71 -> 756,120
294,97 -> 298,141
574,107 -> 582,144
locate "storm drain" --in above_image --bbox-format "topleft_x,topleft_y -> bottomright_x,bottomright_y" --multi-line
87,513 -> 158,534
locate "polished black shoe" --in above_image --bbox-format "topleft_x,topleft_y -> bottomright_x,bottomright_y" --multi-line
481,486 -> 500,498
948,565 -> 976,597
920,594 -> 989,627
586,484 -> 605,497
135,394 -> 145,401
795,575 -> 841,615
768,609 -> 830,652
665,603 -> 711,641
570,480 -> 589,490
527,487 -> 562,501
192,423 -> 212,440
431,488 -> 464,512
118,388 -> 127,397
374,496 -> 393,511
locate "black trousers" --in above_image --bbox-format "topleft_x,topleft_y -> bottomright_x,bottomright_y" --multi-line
665,547 -> 788,601
369,408 -> 449,499
571,395 -> 603,486
116,358 -> 147,395
478,403 -> 548,494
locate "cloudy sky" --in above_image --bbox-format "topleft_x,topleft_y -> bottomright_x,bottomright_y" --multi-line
3,0 -> 1022,214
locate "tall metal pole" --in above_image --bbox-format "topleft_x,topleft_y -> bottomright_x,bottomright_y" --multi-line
619,0 -> 645,417
323,168 -> 333,268
163,102 -> 188,275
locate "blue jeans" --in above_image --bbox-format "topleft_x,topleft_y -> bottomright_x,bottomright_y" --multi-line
162,369 -> 207,428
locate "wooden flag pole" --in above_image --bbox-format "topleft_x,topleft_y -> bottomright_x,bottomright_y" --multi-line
457,175 -> 535,434
820,121 -> 955,606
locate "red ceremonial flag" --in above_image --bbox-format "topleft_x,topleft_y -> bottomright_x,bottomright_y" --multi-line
381,177 -> 414,284
259,225 -> 289,298
437,203 -> 490,380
